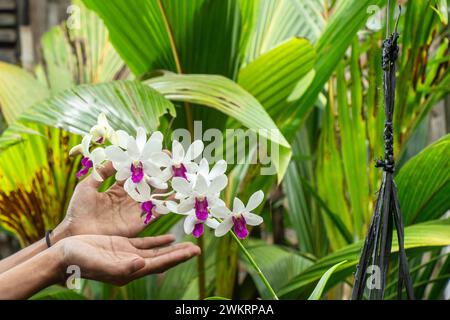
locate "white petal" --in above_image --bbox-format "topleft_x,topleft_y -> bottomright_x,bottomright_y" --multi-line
211,198 -> 225,207
208,175 -> 227,194
172,140 -> 185,164
97,113 -> 108,127
246,190 -> 264,212
210,205 -> 232,219
115,130 -> 130,148
155,203 -> 170,215
150,152 -> 172,167
107,130 -> 119,146
205,218 -> 219,229
184,140 -> 204,161
184,214 -> 197,235
233,197 -> 246,213
159,167 -> 172,181
147,177 -> 167,190
142,139 -> 162,160
91,168 -> 104,182
177,198 -> 195,213
214,217 -> 233,237
209,160 -> 227,179
172,177 -> 192,195
185,162 -> 199,174
136,180 -> 151,200
126,137 -> 140,160
124,178 -> 135,195
136,127 -> 147,152
243,212 -> 263,226
90,148 -> 106,165
105,145 -> 128,163
81,134 -> 92,156
150,131 -> 163,141
198,158 -> 209,177
165,201 -> 178,213
115,167 -> 130,181
193,174 -> 208,195
142,160 -> 162,177
127,186 -> 145,202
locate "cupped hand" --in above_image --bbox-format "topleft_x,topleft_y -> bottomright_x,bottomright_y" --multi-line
55,234 -> 200,286
58,162 -> 154,238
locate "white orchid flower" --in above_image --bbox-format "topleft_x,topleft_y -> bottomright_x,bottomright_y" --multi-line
105,127 -> 167,195
172,172 -> 227,222
89,113 -> 113,144
71,134 -> 106,181
211,190 -> 264,239
151,140 -> 204,179
126,181 -> 176,225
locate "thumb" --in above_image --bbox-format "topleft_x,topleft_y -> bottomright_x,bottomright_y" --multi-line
127,257 -> 146,273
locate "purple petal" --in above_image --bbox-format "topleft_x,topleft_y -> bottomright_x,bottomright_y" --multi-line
76,157 -> 93,178
131,162 -> 144,183
192,223 -> 204,238
81,157 -> 93,168
76,166 -> 89,179
144,212 -> 152,225
194,197 -> 208,221
141,201 -> 155,213
172,163 -> 187,179
232,216 -> 249,239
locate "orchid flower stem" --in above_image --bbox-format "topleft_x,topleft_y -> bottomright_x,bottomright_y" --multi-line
229,231 -> 279,300
150,190 -> 174,198
197,235 -> 206,299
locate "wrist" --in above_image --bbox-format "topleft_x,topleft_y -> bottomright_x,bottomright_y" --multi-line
47,241 -> 68,283
51,220 -> 73,244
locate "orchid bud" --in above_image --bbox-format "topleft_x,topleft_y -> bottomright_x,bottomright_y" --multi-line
69,144 -> 83,157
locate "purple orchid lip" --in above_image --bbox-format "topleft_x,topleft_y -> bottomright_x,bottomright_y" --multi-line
193,223 -> 204,238
141,201 -> 155,225
172,163 -> 187,179
131,162 -> 144,183
76,156 -> 93,179
194,197 -> 208,221
232,215 -> 249,239
95,136 -> 104,144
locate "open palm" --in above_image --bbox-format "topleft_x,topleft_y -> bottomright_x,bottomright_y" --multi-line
59,234 -> 200,286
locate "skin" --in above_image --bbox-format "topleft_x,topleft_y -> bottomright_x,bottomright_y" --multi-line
0,162 -> 200,299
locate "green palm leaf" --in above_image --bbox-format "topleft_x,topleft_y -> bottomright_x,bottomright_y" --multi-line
20,81 -> 176,135
396,134 -> 450,225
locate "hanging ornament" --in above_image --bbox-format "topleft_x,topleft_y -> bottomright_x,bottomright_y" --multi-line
352,1 -> 414,300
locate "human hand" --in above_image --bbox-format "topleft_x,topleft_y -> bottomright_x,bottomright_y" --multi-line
56,162 -> 159,239
54,234 -> 200,286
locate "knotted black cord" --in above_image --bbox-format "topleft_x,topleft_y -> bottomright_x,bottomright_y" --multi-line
352,1 -> 414,300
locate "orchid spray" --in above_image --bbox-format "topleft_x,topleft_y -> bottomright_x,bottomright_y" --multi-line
69,113 -> 278,300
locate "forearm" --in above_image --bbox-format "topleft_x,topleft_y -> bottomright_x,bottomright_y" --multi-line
0,223 -> 70,274
0,246 -> 63,299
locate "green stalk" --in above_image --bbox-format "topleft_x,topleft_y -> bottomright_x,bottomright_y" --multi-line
229,231 -> 279,300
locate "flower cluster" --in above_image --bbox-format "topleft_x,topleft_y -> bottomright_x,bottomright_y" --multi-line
69,113 -> 264,239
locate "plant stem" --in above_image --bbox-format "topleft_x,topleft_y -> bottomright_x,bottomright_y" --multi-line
229,231 -> 279,300
196,234 -> 206,299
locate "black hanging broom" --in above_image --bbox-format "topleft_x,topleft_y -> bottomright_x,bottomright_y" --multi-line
352,1 -> 414,300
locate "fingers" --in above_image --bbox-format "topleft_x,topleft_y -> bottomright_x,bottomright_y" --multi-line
135,244 -> 201,276
84,162 -> 116,189
129,234 -> 175,249
138,242 -> 195,258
